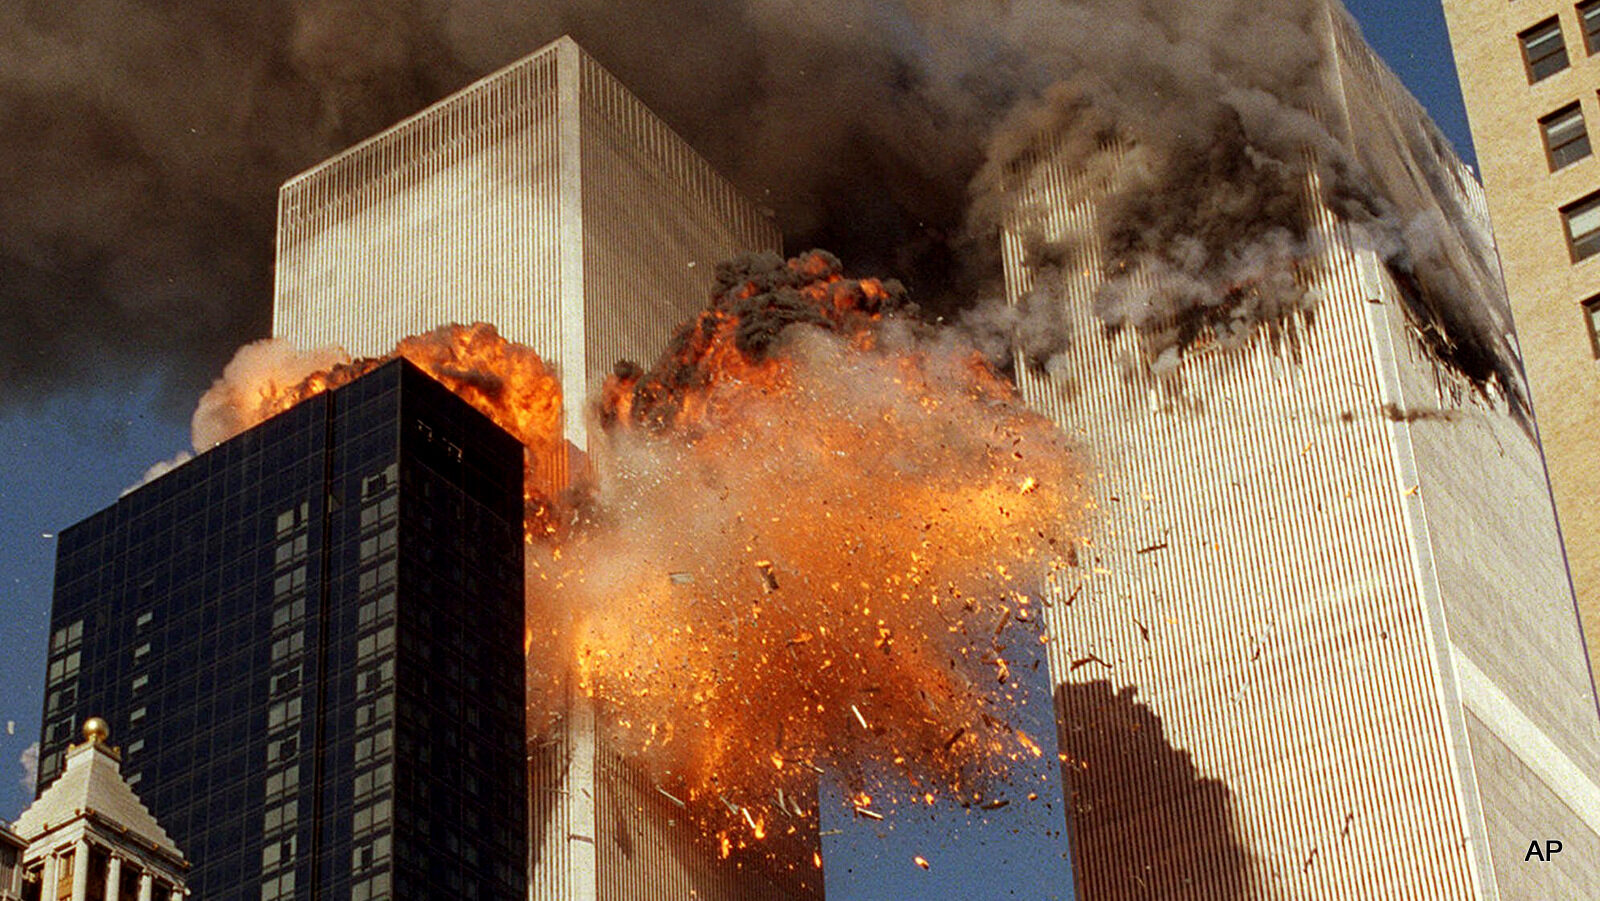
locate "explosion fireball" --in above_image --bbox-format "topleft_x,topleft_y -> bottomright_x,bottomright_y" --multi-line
195,250 -> 1084,867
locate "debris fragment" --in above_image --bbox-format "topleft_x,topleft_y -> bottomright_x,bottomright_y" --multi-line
851,704 -> 870,730
1131,617 -> 1150,642
655,786 -> 686,808
914,855 -> 931,870
668,571 -> 695,585
853,806 -> 885,821
755,560 -> 780,592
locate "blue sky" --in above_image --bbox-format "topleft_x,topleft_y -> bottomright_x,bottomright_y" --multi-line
0,1 -> 1474,895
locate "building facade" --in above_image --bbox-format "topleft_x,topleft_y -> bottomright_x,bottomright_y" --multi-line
1441,0 -> 1600,679
12,720 -> 188,901
270,38 -> 811,900
0,823 -> 23,900
37,361 -> 529,900
1002,3 -> 1600,898
272,35 -> 781,455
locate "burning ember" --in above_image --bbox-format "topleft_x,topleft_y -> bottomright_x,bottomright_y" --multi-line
194,250 -> 1084,866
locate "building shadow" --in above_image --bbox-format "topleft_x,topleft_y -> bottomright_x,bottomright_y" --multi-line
1056,682 -> 1258,899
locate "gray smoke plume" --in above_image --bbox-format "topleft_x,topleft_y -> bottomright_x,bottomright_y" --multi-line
1,0 -> 1511,413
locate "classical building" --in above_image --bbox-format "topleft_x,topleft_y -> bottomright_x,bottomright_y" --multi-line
269,38 -> 812,900
1440,0 -> 1600,678
38,361 -> 529,899
12,720 -> 187,901
1001,3 -> 1600,898
1,822 -> 24,900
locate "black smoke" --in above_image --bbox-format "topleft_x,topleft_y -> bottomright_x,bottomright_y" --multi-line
0,0 -> 1514,414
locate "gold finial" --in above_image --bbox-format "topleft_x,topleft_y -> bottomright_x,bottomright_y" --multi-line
82,717 -> 110,744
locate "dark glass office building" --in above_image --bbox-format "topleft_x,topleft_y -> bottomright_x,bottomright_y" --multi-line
37,360 -> 528,901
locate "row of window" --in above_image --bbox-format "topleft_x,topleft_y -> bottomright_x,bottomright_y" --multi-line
1520,5 -> 1600,83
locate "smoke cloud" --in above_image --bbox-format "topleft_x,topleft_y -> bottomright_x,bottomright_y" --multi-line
2,0 -> 1511,413
18,740 -> 38,794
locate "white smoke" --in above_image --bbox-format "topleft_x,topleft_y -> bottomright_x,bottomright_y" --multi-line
18,741 -> 38,794
190,338 -> 349,450
123,450 -> 195,496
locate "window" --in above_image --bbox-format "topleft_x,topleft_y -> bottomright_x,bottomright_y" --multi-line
272,598 -> 306,631
270,667 -> 302,696
45,685 -> 76,715
266,735 -> 298,765
358,528 -> 396,562
1561,190 -> 1600,260
353,763 -> 392,801
357,626 -> 395,663
358,593 -> 395,627
267,698 -> 302,732
1522,17 -> 1570,82
49,621 -> 83,654
1583,295 -> 1600,357
1581,0 -> 1600,54
353,799 -> 392,836
271,632 -> 305,663
265,765 -> 300,801
275,501 -> 309,536
263,800 -> 298,835
262,835 -> 297,871
355,696 -> 393,729
1543,103 -> 1592,169
260,871 -> 295,901
274,534 -> 308,566
47,651 -> 81,685
273,566 -> 307,598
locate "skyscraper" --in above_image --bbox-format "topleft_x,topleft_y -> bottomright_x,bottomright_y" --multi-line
1440,0 -> 1600,689
272,35 -> 781,454
1001,3 -> 1600,898
37,360 -> 529,900
269,37 -> 812,899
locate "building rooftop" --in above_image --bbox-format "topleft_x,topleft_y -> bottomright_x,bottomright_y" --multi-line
11,720 -> 182,860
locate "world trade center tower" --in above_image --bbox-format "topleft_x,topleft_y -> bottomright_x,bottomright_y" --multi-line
270,36 -> 813,900
999,3 -> 1600,898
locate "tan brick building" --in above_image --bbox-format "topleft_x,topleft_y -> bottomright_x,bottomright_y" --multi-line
1441,0 -> 1600,681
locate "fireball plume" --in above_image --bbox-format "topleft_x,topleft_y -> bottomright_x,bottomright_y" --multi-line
190,322 -> 566,536
539,250 -> 1083,840
193,251 -> 1083,854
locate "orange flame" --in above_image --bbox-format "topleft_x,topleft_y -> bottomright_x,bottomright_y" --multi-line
536,251 -> 1084,843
